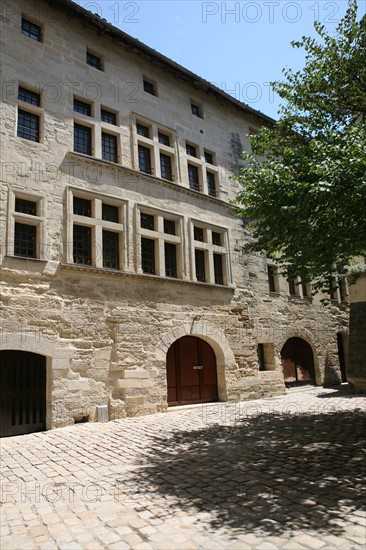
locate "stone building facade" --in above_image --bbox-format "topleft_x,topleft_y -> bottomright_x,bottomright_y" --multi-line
0,0 -> 349,437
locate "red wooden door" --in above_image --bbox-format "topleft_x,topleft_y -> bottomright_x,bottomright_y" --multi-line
0,351 -> 46,437
167,336 -> 218,405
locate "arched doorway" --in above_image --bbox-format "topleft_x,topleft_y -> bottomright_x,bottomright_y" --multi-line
281,338 -> 316,388
166,336 -> 218,406
337,333 -> 347,382
0,350 -> 46,437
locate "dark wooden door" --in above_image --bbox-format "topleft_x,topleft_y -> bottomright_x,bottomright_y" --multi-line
166,336 -> 218,405
281,338 -> 315,388
0,351 -> 46,437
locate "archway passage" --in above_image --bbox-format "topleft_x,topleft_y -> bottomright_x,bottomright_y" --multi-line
0,351 -> 46,437
166,336 -> 218,406
281,337 -> 316,388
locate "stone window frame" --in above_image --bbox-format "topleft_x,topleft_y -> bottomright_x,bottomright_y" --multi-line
66,188 -> 127,270
288,275 -> 312,301
21,15 -> 42,42
257,343 -> 276,372
86,49 -> 103,71
132,114 -> 178,181
143,77 -> 158,97
267,263 -> 280,294
135,204 -> 185,279
329,277 -> 348,303
73,99 -> 122,163
191,101 -> 203,118
7,189 -> 46,260
17,83 -> 44,144
190,220 -> 231,286
100,106 -> 118,126
184,140 -> 220,197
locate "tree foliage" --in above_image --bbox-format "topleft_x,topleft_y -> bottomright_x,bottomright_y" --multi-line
235,1 -> 366,294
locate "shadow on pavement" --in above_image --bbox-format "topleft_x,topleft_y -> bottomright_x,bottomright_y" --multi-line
316,387 -> 360,399
130,408 -> 366,537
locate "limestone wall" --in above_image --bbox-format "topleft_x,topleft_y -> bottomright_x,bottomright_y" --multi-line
0,0 -> 349,429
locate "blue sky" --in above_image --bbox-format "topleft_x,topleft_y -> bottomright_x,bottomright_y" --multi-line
73,0 -> 364,120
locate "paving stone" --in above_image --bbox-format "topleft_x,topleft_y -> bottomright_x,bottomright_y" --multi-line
1,388 -> 366,550
293,534 -> 327,548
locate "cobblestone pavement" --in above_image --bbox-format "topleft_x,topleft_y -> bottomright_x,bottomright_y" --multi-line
1,386 -> 365,550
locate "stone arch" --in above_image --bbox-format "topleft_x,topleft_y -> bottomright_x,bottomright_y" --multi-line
276,328 -> 321,385
0,331 -> 74,430
155,320 -> 237,401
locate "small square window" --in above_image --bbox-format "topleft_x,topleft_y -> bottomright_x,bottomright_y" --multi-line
87,51 -> 102,70
143,79 -> 155,96
102,204 -> 119,223
18,87 -> 40,106
74,99 -> 91,116
137,123 -> 150,138
101,108 -> 117,125
186,143 -> 197,157
158,132 -> 170,146
74,123 -> 92,156
15,198 -> 37,216
164,219 -> 176,235
17,109 -> 40,142
191,103 -> 201,117
204,151 -> 214,164
212,232 -> 221,246
21,18 -> 41,41
140,213 -> 154,230
194,226 -> 204,242
73,197 -> 92,217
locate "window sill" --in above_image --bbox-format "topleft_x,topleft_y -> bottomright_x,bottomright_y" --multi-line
1,255 -> 58,276
3,255 -> 47,264
67,152 -> 231,210
288,295 -> 313,304
61,262 -> 235,289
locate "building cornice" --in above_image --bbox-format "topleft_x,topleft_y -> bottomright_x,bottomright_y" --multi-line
66,152 -> 239,213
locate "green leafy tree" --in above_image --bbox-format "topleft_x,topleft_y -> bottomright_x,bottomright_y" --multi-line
235,0 -> 366,294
